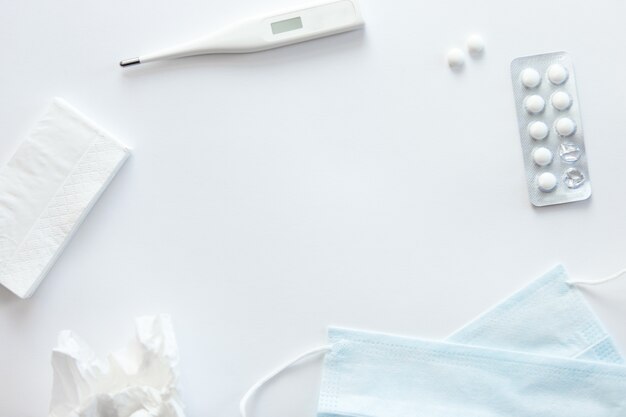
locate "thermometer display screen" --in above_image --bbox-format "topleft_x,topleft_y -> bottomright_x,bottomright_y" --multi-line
271,16 -> 303,34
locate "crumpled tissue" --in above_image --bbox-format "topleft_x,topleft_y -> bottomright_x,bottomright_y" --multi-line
49,315 -> 185,417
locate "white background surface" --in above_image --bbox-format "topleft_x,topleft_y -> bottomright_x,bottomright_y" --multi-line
2,0 -> 626,416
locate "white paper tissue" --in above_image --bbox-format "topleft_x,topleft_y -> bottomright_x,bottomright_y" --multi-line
50,315 -> 185,417
0,98 -> 130,298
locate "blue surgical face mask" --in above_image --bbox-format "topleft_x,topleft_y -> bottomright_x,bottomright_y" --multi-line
317,327 -> 626,417
240,265 -> 625,417
448,264 -> 623,363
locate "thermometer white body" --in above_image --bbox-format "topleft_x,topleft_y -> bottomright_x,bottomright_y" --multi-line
120,0 -> 364,66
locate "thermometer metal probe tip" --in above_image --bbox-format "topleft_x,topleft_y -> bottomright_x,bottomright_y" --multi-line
120,57 -> 141,67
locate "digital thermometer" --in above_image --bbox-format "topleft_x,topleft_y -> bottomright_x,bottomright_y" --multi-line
120,0 -> 364,67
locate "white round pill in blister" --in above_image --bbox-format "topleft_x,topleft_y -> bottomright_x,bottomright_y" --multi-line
551,91 -> 572,111
529,121 -> 549,140
537,172 -> 557,192
525,95 -> 545,114
521,68 -> 541,88
447,48 -> 465,69
547,64 -> 569,85
533,147 -> 553,166
555,117 -> 577,137
466,34 -> 485,56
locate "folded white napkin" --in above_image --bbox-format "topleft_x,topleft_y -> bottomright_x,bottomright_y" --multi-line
0,98 -> 129,298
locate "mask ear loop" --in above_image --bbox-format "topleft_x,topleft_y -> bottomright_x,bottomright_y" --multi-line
567,268 -> 626,286
240,345 -> 333,417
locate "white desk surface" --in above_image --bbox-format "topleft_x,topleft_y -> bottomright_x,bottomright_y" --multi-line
3,0 -> 626,416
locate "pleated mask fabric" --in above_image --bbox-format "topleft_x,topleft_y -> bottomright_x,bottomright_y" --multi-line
317,265 -> 625,417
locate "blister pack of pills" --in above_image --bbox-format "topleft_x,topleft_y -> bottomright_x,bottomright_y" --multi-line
510,52 -> 591,207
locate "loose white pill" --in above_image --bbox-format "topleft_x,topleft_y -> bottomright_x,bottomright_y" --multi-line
528,121 -> 549,140
537,172 -> 557,192
555,117 -> 577,136
547,64 -> 568,85
524,95 -> 545,114
447,48 -> 465,69
533,147 -> 553,166
521,68 -> 541,88
551,91 -> 572,111
466,34 -> 485,55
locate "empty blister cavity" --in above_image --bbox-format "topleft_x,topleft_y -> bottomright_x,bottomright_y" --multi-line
537,172 -> 557,192
551,91 -> 572,111
563,168 -> 585,188
548,64 -> 569,85
525,95 -> 545,114
529,121 -> 549,140
559,142 -> 582,163
533,147 -> 553,166
521,68 -> 541,88
511,52 -> 591,206
555,117 -> 576,137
